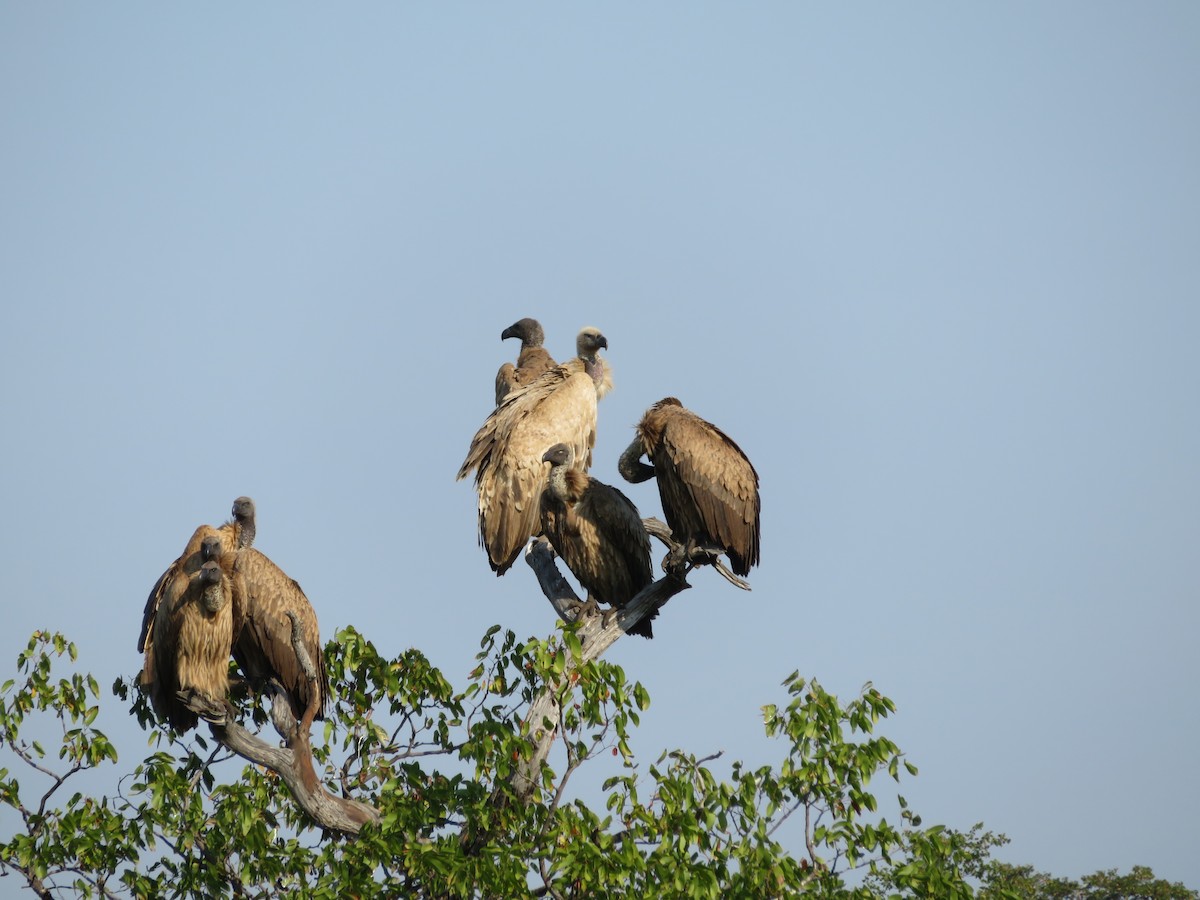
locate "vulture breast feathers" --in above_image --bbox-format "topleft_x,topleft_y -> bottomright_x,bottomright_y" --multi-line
495,317 -> 557,406
540,443 -> 655,638
619,398 -> 760,577
143,537 -> 240,732
231,546 -> 329,726
458,326 -> 611,575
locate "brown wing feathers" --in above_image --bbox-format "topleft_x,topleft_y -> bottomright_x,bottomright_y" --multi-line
232,547 -> 328,723
623,398 -> 761,577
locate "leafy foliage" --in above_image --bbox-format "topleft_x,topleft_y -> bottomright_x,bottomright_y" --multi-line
0,629 -> 1194,898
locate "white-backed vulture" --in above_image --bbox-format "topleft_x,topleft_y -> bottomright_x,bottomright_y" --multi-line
143,543 -> 239,732
458,327 -> 611,575
138,497 -> 255,661
495,317 -> 557,406
619,398 -> 760,577
231,547 -> 329,727
540,443 -> 655,638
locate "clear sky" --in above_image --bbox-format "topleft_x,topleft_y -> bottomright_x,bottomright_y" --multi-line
2,2 -> 1198,890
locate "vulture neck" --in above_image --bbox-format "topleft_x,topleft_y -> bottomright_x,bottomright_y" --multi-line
200,579 -> 227,615
618,438 -> 656,484
237,518 -> 256,549
582,356 -> 613,399
547,465 -> 589,505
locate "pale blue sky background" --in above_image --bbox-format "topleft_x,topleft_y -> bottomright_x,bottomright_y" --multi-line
2,3 -> 1198,891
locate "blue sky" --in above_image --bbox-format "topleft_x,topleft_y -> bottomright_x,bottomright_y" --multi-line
2,3 -> 1198,890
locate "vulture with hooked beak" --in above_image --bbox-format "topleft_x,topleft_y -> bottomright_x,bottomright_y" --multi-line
495,317 -> 557,406
458,326 -> 612,575
540,443 -> 655,637
619,398 -> 760,579
142,536 -> 240,731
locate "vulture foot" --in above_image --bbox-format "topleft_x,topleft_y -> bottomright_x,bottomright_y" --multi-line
564,596 -> 602,624
179,689 -> 229,725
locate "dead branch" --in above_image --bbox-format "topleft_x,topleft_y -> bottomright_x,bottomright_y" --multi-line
181,692 -> 380,835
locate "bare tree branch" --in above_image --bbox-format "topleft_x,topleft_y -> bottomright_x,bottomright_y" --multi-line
511,536 -> 690,803
180,692 -> 381,835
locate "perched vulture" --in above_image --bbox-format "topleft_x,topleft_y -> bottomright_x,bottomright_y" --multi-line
138,497 -> 255,662
619,398 -> 760,578
540,443 -> 655,638
142,539 -> 239,732
495,317 -> 557,406
458,326 -> 612,575
139,496 -> 327,732
230,547 -> 329,726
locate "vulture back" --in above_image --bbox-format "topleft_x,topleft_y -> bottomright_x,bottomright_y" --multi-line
231,547 -> 329,722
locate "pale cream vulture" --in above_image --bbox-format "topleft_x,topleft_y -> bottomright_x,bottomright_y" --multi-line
495,317 -> 557,406
619,398 -> 760,578
540,443 -> 655,638
458,326 -> 611,575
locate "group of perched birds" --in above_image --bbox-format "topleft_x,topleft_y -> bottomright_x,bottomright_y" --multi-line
137,497 -> 328,733
457,318 -> 761,639
137,317 -> 760,735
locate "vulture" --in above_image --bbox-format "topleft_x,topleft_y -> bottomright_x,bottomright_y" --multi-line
230,547 -> 329,726
138,497 -> 255,661
495,317 -> 557,406
141,537 -> 239,731
540,443 -> 655,638
458,326 -> 612,575
619,398 -> 760,579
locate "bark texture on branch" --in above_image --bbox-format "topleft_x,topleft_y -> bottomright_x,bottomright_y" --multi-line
182,691 -> 381,835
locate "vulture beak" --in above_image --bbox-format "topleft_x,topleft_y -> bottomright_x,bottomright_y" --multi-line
501,324 -> 519,341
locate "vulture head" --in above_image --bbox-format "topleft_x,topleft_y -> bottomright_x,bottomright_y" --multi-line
575,326 -> 607,360
541,442 -> 575,468
501,318 -> 545,348
197,560 -> 227,614
200,535 -> 222,562
575,327 -> 612,398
